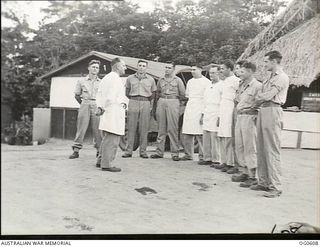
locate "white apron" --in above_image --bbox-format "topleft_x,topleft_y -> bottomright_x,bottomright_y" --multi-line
217,99 -> 234,137
203,81 -> 223,132
182,76 -> 211,135
218,75 -> 240,138
96,72 -> 129,135
183,98 -> 204,134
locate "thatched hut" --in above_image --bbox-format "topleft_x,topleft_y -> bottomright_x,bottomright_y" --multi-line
239,0 -> 320,112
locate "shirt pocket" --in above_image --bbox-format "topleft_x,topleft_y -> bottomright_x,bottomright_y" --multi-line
143,79 -> 152,88
93,83 -> 100,94
130,79 -> 139,91
159,81 -> 167,91
81,82 -> 90,92
243,91 -> 255,106
142,79 -> 153,94
168,81 -> 178,93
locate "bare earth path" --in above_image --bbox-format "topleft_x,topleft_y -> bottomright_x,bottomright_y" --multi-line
1,139 -> 319,234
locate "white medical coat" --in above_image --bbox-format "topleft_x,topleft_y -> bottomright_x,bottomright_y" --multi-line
182,76 -> 211,135
96,71 -> 129,135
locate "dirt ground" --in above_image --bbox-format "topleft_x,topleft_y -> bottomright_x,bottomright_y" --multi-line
1,138 -> 319,235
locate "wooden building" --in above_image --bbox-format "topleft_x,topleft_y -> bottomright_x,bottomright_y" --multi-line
39,51 -> 191,141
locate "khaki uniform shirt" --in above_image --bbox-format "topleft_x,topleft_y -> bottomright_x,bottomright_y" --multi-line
74,75 -> 101,100
126,73 -> 157,97
235,78 -> 262,113
157,76 -> 186,98
259,68 -> 290,105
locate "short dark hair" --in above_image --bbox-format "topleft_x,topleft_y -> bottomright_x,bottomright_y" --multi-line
209,65 -> 219,71
137,60 -> 148,66
111,57 -> 122,67
265,50 -> 282,64
241,61 -> 257,72
222,59 -> 234,71
235,60 -> 247,67
167,61 -> 176,68
191,65 -> 202,70
88,59 -> 101,66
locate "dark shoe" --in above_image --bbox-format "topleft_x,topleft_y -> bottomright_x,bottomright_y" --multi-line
210,163 -> 219,168
239,178 -> 257,187
210,162 -> 220,167
140,154 -> 149,159
122,153 -> 132,158
172,156 -> 180,161
96,163 -> 101,168
180,156 -> 193,161
227,167 -> 239,174
250,184 -> 269,191
231,173 -> 249,182
101,167 -> 121,172
150,154 -> 163,159
263,190 -> 282,198
198,160 -> 213,165
213,163 -> 224,169
221,165 -> 232,172
69,152 -> 79,159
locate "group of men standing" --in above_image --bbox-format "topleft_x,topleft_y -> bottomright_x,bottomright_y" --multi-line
68,50 -> 289,198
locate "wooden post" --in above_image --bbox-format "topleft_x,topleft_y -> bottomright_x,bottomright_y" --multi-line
297,131 -> 302,149
62,108 -> 66,139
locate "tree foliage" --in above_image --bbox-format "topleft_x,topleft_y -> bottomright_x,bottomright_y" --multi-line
1,0 -> 285,120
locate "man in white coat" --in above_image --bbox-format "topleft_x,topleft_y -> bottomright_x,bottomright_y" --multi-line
215,60 -> 240,173
95,58 -> 129,172
198,65 -> 223,166
181,65 -> 211,161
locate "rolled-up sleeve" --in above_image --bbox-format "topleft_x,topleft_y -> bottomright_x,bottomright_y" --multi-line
151,77 -> 157,92
257,82 -> 280,102
125,77 -> 131,90
185,83 -> 190,98
96,80 -> 104,109
272,74 -> 289,92
177,77 -> 186,98
74,80 -> 82,96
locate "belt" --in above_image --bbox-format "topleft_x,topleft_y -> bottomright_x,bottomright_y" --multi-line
261,101 -> 281,107
130,96 -> 150,101
83,99 -> 96,101
237,111 -> 258,115
160,95 -> 179,99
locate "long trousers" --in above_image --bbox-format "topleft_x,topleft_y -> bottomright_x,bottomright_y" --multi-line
203,130 -> 220,163
235,114 -> 258,178
256,106 -> 283,191
219,137 -> 234,166
125,99 -> 150,155
97,131 -> 121,168
232,108 -> 239,167
155,98 -> 180,157
72,102 -> 102,152
182,134 -> 203,160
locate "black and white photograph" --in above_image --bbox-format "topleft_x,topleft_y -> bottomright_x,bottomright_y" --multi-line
1,0 -> 320,239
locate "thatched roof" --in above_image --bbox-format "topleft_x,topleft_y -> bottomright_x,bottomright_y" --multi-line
239,14 -> 320,87
239,0 -> 319,60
